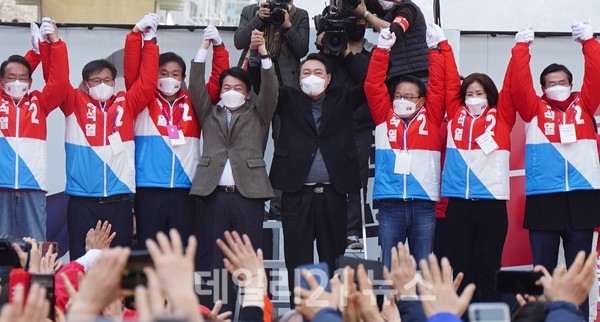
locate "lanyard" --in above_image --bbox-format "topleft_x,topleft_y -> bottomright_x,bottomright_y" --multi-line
160,98 -> 183,129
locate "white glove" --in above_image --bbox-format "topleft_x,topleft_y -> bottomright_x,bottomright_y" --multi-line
30,22 -> 42,53
429,23 -> 446,43
203,25 -> 222,46
571,18 -> 593,42
515,25 -> 534,43
136,13 -> 160,40
39,17 -> 55,43
426,22 -> 442,47
377,28 -> 396,50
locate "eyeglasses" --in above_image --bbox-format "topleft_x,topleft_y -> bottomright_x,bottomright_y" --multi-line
87,78 -> 115,86
4,76 -> 30,83
396,95 -> 420,101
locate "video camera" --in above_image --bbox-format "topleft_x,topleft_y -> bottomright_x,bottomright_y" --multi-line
314,4 -> 357,56
262,0 -> 289,27
0,236 -> 31,267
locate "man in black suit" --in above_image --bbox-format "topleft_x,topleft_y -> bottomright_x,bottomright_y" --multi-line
269,52 -> 368,300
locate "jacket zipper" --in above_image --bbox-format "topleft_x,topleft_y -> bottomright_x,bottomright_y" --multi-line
103,107 -> 107,197
14,101 -> 20,189
563,112 -> 569,191
466,116 -> 475,199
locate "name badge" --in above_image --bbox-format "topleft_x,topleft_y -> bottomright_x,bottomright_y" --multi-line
171,130 -> 186,146
167,125 -> 179,139
559,124 -> 577,144
108,131 -> 125,155
394,151 -> 411,175
475,132 -> 499,155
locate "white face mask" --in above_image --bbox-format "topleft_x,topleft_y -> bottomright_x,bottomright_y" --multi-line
300,75 -> 326,97
465,97 -> 488,116
220,90 -> 246,110
378,0 -> 395,10
545,85 -> 571,102
157,77 -> 182,96
393,98 -> 418,117
88,82 -> 114,102
4,80 -> 29,99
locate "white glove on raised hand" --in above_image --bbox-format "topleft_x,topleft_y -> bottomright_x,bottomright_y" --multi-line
426,22 -> 444,47
377,28 -> 396,50
571,18 -> 593,43
515,25 -> 534,43
39,17 -> 55,43
203,25 -> 222,46
136,13 -> 160,40
30,22 -> 42,53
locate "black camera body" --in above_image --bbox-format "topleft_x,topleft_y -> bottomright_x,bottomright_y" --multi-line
315,5 -> 357,56
0,236 -> 31,267
266,0 -> 289,26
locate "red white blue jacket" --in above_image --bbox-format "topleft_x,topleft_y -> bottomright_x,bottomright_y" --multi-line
511,40 -> 600,196
0,43 -> 68,192
124,34 -> 229,188
440,41 -> 516,200
364,46 -> 445,201
55,32 -> 159,197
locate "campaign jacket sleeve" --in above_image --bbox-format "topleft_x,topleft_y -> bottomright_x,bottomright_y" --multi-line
510,43 -> 540,122
439,40 -> 462,119
234,5 -> 262,50
364,48 -> 392,125
497,54 -> 517,128
426,47 -> 446,127
579,38 -> 600,115
207,44 -> 230,105
123,31 -> 143,91
346,52 -> 368,110
248,49 -> 262,95
24,49 -> 41,73
189,61 -> 213,125
54,261 -> 85,314
281,9 -> 310,59
38,40 -> 70,115
256,62 -> 279,126
124,39 -> 159,117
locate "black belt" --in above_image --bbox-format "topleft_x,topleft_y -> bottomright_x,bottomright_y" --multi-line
95,194 -> 132,204
217,185 -> 238,193
303,184 -> 331,194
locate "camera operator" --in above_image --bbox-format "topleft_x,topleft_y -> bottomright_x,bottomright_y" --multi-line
352,0 -> 429,82
234,0 -> 309,220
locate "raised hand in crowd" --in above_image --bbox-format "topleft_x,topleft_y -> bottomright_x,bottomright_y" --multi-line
385,242 -> 418,299
571,18 -> 594,43
204,25 -> 223,46
134,13 -> 160,40
294,270 -> 342,320
418,254 -> 476,319
13,237 -> 41,273
380,295 -> 401,322
85,220 -> 117,251
377,27 -> 396,50
350,264 -> 386,322
0,284 -> 49,322
146,229 -> 203,322
39,243 -> 62,274
515,24 -> 535,44
538,251 -> 597,307
515,265 -> 548,307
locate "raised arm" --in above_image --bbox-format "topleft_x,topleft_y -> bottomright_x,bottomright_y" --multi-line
497,55 -> 517,128
439,40 -> 462,119
579,39 -> 600,114
510,29 -> 540,123
203,26 -> 231,105
254,32 -> 278,126
123,31 -> 143,91
233,4 -> 263,50
124,38 -> 159,117
37,19 -> 70,115
364,47 -> 393,125
189,39 -> 214,125
281,8 -> 309,59
424,24 -> 447,127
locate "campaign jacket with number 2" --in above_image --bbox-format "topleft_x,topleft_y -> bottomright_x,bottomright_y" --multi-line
511,40 -> 600,196
364,45 -> 445,202
440,41 -> 516,200
55,32 -> 159,197
0,45 -> 67,192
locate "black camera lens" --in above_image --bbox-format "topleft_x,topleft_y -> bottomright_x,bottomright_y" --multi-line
270,8 -> 286,26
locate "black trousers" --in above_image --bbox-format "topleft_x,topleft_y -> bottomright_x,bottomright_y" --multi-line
281,186 -> 347,305
346,128 -> 373,237
433,218 -> 451,260
445,198 -> 507,302
199,190 -> 264,313
134,187 -> 196,248
67,195 -> 133,260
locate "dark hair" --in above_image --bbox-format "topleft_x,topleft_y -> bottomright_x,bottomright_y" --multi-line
219,67 -> 251,92
389,75 -> 427,100
0,55 -> 32,78
159,52 -> 186,77
511,302 -> 546,322
299,53 -> 330,74
82,59 -> 117,81
460,73 -> 498,107
540,63 -> 573,87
